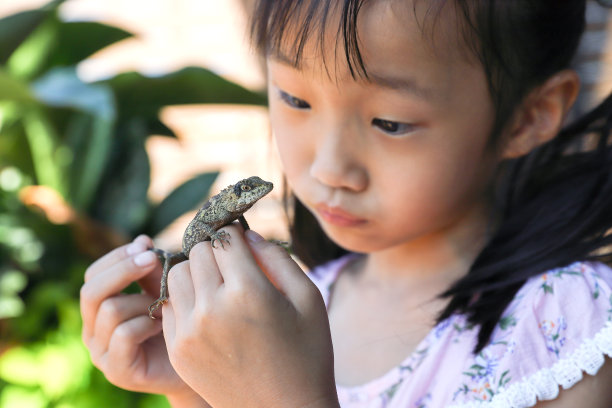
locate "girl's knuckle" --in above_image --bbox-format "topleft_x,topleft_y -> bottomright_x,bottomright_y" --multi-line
99,297 -> 122,320
79,283 -> 95,303
84,265 -> 95,283
89,350 -> 104,369
130,368 -> 148,387
113,322 -> 136,343
194,300 -> 214,323
225,285 -> 251,307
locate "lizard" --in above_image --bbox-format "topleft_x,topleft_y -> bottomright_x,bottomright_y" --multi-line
147,176 -> 273,318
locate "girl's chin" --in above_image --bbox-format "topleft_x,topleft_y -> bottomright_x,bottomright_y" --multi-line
318,223 -> 387,254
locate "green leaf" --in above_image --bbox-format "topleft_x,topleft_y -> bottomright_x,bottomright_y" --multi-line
32,67 -> 116,120
90,120 -> 152,235
146,171 -> 219,236
64,113 -> 115,210
99,67 -> 267,121
0,69 -> 36,103
146,118 -> 176,137
31,68 -> 116,208
22,108 -> 66,195
0,0 -> 64,64
46,21 -> 134,68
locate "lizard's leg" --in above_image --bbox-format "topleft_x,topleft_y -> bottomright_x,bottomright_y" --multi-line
238,215 -> 250,230
148,250 -> 187,319
191,220 -> 232,249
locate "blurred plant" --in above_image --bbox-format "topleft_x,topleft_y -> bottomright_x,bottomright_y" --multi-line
0,0 -> 267,406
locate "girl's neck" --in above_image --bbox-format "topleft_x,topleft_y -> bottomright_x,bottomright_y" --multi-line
358,200 -> 495,289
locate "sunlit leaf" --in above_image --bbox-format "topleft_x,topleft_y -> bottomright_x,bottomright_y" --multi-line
0,347 -> 39,386
0,296 -> 25,318
38,340 -> 90,398
0,0 -> 65,65
0,70 -> 36,103
0,269 -> 28,294
6,17 -> 59,80
0,385 -> 46,408
22,109 -> 66,195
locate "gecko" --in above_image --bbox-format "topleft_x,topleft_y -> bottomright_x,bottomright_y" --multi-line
147,176 -> 273,318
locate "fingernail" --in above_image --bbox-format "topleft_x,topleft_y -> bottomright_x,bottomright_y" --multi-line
246,230 -> 264,243
134,251 -> 156,267
127,241 -> 147,255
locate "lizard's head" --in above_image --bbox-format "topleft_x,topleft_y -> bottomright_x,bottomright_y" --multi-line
227,176 -> 273,212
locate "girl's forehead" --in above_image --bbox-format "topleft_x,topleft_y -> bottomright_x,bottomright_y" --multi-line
267,0 -> 478,90
267,0 -> 475,81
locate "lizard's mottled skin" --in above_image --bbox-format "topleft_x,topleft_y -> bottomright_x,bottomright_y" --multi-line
148,176 -> 273,318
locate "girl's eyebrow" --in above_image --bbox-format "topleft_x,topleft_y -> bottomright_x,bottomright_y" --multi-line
269,53 -> 434,101
366,71 -> 435,101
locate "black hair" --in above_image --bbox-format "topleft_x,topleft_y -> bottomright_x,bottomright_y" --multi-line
251,0 -> 612,353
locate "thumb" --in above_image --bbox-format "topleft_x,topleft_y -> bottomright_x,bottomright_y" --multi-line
245,230 -> 320,308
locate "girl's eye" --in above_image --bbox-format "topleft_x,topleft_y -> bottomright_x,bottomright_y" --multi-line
372,118 -> 415,136
278,90 -> 311,109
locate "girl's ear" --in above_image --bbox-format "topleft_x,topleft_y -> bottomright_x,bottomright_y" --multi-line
501,70 -> 580,159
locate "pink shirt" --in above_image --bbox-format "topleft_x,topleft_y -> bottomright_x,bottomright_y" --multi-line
308,255 -> 612,407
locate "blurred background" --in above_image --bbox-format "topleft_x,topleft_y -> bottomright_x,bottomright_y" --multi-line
0,0 -> 610,407
0,0 -> 282,407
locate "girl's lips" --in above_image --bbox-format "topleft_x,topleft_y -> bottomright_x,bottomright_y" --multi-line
315,204 -> 367,227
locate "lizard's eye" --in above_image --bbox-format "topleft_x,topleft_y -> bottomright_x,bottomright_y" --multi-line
241,184 -> 252,192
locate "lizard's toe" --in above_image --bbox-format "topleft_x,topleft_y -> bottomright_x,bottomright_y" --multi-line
148,297 -> 167,319
211,231 -> 231,249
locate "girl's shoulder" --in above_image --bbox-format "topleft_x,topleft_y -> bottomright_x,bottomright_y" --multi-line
446,260 -> 612,407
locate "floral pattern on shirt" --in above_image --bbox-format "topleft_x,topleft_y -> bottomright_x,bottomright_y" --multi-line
454,350 -> 512,402
309,258 -> 612,408
538,317 -> 567,357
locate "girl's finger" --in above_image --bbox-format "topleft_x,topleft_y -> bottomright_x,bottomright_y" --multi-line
166,261 -> 196,322
106,314 -> 163,370
212,225 -> 273,291
188,242 -> 223,306
93,293 -> 155,353
85,235 -> 154,282
81,251 -> 158,338
245,229 -> 318,308
162,301 -> 177,349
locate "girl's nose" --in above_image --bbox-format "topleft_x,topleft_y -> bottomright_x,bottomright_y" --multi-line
309,124 -> 367,192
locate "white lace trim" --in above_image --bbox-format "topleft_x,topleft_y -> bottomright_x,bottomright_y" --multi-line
449,321 -> 612,408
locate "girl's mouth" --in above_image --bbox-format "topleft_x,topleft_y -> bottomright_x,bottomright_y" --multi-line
315,204 -> 368,227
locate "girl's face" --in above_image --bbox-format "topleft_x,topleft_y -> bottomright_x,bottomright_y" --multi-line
268,1 -> 501,254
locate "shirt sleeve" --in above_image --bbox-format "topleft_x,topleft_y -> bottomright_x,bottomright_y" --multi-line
450,261 -> 612,408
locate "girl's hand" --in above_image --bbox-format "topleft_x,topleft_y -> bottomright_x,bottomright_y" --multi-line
80,235 -> 209,408
162,225 -> 339,408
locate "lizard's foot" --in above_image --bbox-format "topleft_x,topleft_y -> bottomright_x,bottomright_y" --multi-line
148,297 -> 167,319
211,230 -> 231,249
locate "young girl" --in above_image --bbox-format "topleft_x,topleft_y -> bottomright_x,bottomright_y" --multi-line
79,0 -> 612,407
